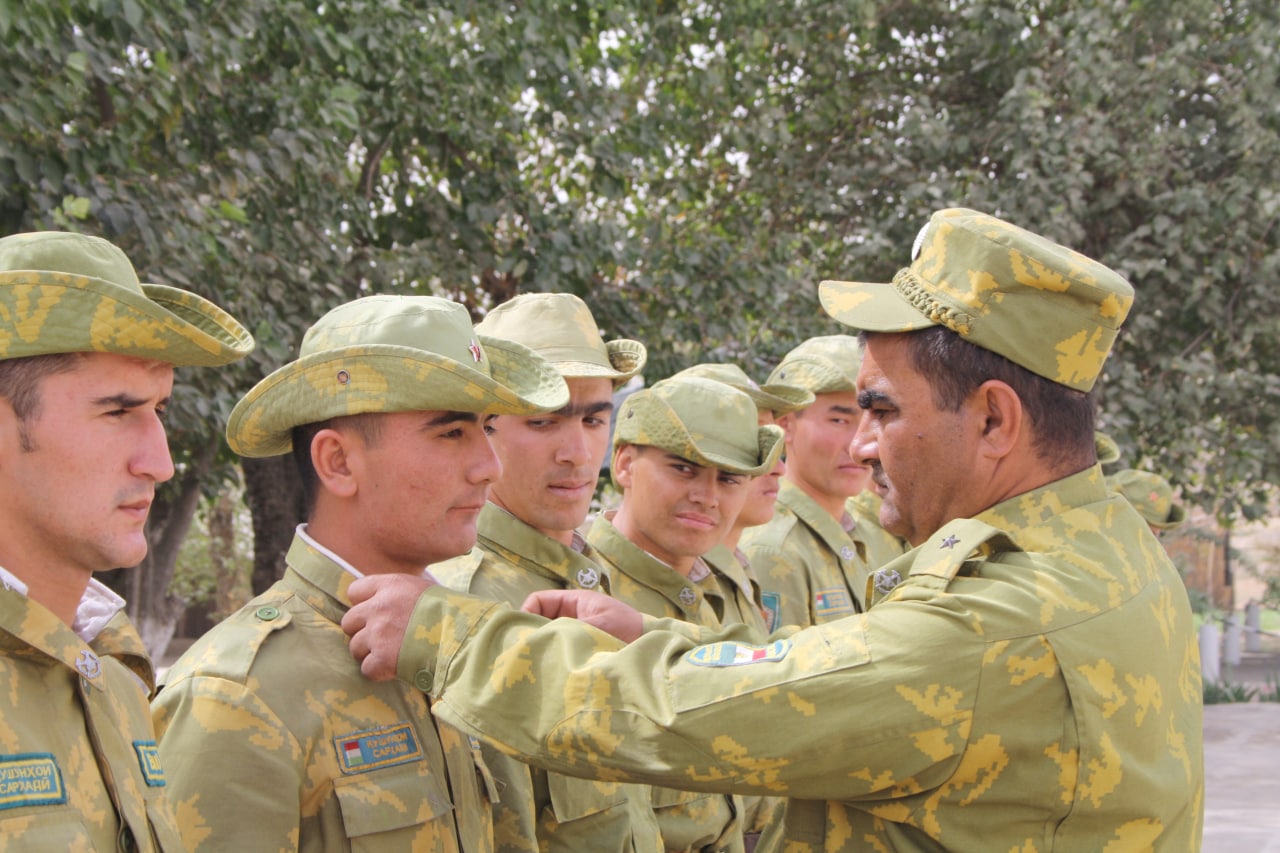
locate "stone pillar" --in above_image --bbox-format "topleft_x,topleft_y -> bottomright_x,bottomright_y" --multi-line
1224,613 -> 1243,667
1199,620 -> 1221,684
1245,600 -> 1262,653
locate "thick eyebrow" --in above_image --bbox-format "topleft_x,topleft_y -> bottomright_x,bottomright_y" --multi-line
826,404 -> 860,416
422,411 -> 480,428
93,393 -> 169,410
857,390 -> 892,410
659,451 -> 707,472
555,400 -> 614,419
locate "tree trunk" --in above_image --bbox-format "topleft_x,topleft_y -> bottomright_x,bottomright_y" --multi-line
242,455 -> 305,596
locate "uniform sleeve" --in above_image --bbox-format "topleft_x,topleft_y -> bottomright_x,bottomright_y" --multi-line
402,585 -> 983,802
152,675 -> 303,852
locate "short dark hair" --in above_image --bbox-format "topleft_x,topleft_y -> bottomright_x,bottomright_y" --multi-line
875,327 -> 1097,470
0,353 -> 85,451
290,413 -> 385,518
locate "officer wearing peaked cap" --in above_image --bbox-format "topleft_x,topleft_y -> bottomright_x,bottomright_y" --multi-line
342,209 -> 1204,853
153,295 -> 568,851
0,231 -> 254,851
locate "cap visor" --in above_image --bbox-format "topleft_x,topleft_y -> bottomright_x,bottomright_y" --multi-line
819,280 -> 939,333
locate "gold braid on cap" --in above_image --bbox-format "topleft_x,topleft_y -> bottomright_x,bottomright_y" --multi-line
891,267 -> 975,336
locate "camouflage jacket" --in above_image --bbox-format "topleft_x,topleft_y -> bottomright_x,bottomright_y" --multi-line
432,503 -> 662,853
152,533 -> 494,853
0,578 -> 185,851
700,545 -> 769,636
400,467 -> 1205,852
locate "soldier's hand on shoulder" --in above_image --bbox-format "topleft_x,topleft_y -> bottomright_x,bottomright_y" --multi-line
522,589 -> 644,643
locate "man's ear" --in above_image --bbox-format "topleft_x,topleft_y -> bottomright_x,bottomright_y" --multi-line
311,428 -> 359,499
974,379 -> 1024,460
775,411 -> 798,448
612,444 -> 638,490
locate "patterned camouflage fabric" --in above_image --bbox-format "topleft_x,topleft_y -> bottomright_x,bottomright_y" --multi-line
700,545 -> 770,634
0,231 -> 253,365
1095,431 -> 1122,467
153,533 -> 494,852
475,292 -> 646,385
227,294 -> 569,457
0,580 -> 185,851
819,208 -> 1134,392
740,481 -> 906,629
671,363 -> 813,415
431,504 -> 663,853
1107,469 -> 1187,530
764,336 -> 861,395
587,514 -> 747,853
392,466 -> 1204,852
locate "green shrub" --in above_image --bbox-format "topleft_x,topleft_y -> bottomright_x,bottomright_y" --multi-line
1203,679 -> 1258,704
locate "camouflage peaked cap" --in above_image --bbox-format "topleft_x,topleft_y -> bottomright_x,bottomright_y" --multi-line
1107,469 -> 1187,530
819,208 -> 1135,392
613,376 -> 784,476
476,292 -> 645,386
0,231 -> 253,365
227,295 -> 569,458
673,362 -> 813,415
1095,431 -> 1122,466
766,335 -> 862,396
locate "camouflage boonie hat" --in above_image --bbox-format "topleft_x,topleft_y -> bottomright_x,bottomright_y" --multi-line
227,295 -> 569,457
766,335 -> 862,396
0,231 -> 253,365
672,362 -> 814,415
1107,469 -> 1187,530
1095,431 -> 1122,466
476,292 -> 645,386
613,376 -> 784,477
819,208 -> 1135,392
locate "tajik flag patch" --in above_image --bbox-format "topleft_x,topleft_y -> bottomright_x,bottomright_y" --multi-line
684,639 -> 792,667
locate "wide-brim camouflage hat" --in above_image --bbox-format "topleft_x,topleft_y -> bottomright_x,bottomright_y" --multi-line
613,375 -> 784,476
1107,468 -> 1187,530
1095,431 -> 1122,466
818,208 -> 1135,392
673,362 -> 814,414
0,231 -> 253,365
766,335 -> 861,396
227,295 -> 569,458
476,292 -> 645,385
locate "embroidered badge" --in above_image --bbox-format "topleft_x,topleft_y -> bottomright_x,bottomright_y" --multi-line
678,587 -> 697,607
335,723 -> 423,775
133,741 -> 165,787
760,592 -> 781,633
813,588 -> 853,618
0,754 -> 67,810
873,568 -> 902,595
685,639 -> 793,667
575,567 -> 599,589
839,545 -> 855,561
75,649 -> 101,680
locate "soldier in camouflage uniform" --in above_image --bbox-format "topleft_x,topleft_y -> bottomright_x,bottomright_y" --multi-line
1107,468 -> 1188,534
345,207 -> 1205,852
590,375 -> 782,853
430,292 -> 662,853
740,337 -> 906,627
0,231 -> 254,851
152,295 -> 568,851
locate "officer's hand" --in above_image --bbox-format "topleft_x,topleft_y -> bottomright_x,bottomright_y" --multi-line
343,573 -> 437,681
522,589 -> 644,643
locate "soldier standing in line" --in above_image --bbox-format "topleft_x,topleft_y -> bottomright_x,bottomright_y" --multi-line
0,231 -> 254,850
152,295 -> 567,851
344,207 -> 1204,852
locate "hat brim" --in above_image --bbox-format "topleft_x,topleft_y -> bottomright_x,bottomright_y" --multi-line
227,335 -> 568,457
674,423 -> 785,478
0,272 -> 253,366
748,383 -> 816,414
819,278 -> 939,333
553,339 -> 647,385
1150,504 -> 1188,530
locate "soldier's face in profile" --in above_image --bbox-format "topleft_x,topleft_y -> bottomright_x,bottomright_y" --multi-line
850,334 -> 976,547
485,377 -> 614,545
734,410 -> 784,530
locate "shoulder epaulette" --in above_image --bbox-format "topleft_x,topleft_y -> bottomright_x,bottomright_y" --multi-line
867,519 -> 1022,608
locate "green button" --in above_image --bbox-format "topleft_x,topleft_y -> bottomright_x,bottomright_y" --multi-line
256,606 -> 280,621
414,670 -> 434,691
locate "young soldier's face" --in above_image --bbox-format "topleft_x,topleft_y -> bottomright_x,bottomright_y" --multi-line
778,391 -> 871,502
735,410 -> 784,530
485,378 -> 614,545
0,353 -> 175,578
612,445 -> 750,571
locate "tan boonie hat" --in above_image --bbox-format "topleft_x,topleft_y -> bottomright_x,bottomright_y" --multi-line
476,292 -> 645,385
818,208 -> 1135,392
227,295 -> 569,457
0,231 -> 253,365
766,335 -> 862,396
1095,431 -> 1122,466
673,362 -> 814,414
613,376 -> 784,477
1107,469 -> 1187,530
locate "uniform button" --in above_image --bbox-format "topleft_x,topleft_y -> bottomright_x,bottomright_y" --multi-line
255,606 -> 280,621
840,545 -> 855,560
414,670 -> 434,691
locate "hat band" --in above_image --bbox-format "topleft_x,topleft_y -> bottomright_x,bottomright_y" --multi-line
892,267 -> 975,336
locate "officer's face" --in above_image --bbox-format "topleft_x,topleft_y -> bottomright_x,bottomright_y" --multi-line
777,391 -> 871,505
484,378 -> 614,546
612,445 -> 750,574
849,334 -> 979,547
0,353 -> 175,582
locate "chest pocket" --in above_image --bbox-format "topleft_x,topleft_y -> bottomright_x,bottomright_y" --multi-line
334,761 -> 454,849
547,772 -> 627,823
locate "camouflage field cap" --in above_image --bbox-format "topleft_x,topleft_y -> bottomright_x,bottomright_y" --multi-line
1095,431 -> 1122,466
818,208 -> 1135,392
0,231 -> 253,365
613,376 -> 784,476
227,294 -> 569,458
765,335 -> 862,396
672,362 -> 814,414
1107,469 -> 1187,530
476,292 -> 645,385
